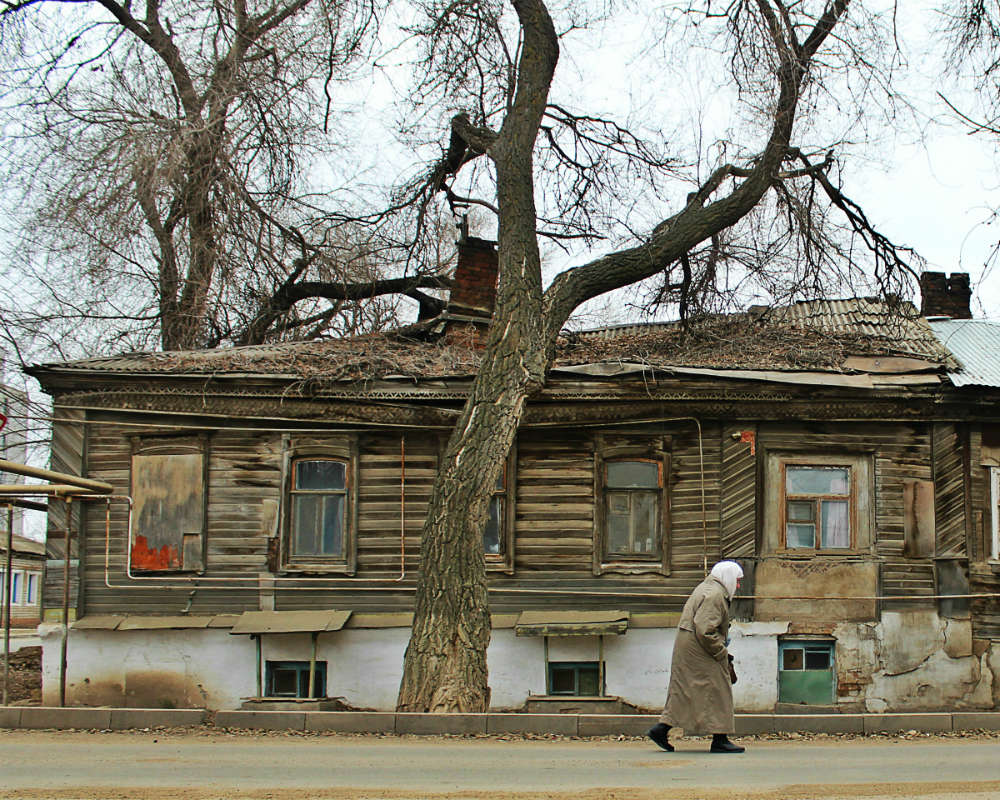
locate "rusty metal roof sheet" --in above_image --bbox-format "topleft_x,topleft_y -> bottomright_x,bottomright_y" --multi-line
27,298 -> 956,385
929,319 -> 1000,387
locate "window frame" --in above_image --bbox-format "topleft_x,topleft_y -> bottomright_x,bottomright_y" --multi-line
547,661 -> 603,697
280,436 -> 358,575
265,660 -> 328,699
484,445 -> 517,574
128,433 -> 210,574
781,463 -> 855,551
990,466 -> 1000,562
593,434 -> 671,576
763,451 -> 874,555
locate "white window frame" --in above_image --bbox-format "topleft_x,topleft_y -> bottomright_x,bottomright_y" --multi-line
25,572 -> 37,605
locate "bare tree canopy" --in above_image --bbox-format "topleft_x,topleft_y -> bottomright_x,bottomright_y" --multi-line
0,0 -> 464,359
391,0 -> 921,712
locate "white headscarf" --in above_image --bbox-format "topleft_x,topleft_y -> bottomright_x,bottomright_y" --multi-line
710,560 -> 744,599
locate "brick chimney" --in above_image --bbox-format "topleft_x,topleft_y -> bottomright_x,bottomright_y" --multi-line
919,272 -> 972,319
449,236 -> 499,317
443,235 -> 498,348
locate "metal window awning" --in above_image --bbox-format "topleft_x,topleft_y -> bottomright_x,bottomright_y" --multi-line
72,615 -> 229,630
514,610 -> 630,637
229,609 -> 352,635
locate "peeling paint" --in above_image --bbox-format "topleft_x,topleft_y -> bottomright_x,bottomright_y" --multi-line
130,534 -> 182,571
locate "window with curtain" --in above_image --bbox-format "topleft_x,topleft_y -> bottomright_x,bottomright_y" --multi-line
784,465 -> 853,550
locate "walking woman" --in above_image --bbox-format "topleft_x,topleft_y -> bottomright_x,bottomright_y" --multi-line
647,560 -> 745,753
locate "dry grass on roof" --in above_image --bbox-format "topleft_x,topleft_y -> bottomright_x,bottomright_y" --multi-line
556,313 -> 937,372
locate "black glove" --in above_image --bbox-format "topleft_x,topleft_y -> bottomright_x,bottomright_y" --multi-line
727,653 -> 738,685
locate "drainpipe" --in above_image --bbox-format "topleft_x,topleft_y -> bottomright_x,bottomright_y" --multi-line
307,631 -> 318,699
59,495 -> 72,707
2,504 -> 12,706
396,435 -> 406,582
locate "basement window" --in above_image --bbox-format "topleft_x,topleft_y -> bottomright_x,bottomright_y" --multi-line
778,640 -> 835,706
548,661 -> 601,696
265,660 -> 327,699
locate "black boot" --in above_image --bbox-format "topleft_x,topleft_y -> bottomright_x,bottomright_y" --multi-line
647,722 -> 674,752
710,734 -> 745,753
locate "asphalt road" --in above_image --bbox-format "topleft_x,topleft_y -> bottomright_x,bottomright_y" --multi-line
1,730 -> 999,800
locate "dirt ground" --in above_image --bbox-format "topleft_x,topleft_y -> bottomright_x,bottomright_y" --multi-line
0,645 -> 41,704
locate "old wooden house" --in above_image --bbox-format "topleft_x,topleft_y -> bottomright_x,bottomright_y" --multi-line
25,244 -> 1000,713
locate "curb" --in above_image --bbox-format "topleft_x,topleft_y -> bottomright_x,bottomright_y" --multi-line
0,708 -> 998,735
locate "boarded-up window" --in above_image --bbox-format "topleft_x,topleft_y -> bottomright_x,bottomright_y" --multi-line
903,479 -> 935,557
130,436 -> 207,572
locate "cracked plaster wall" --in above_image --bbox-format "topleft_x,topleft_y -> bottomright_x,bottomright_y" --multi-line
836,611 -> 996,712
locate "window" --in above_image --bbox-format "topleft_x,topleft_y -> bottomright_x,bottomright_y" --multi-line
290,459 -> 347,559
987,465 -> 1000,560
130,435 -> 208,572
11,571 -> 20,605
265,660 -> 327,699
548,662 -> 601,696
594,433 -> 670,575
605,460 -> 662,557
779,640 -> 835,705
281,436 -> 358,574
483,447 -> 516,573
25,573 -> 37,605
784,465 -> 852,549
763,452 -> 873,554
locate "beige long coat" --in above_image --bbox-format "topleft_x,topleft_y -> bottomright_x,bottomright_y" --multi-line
658,575 -> 734,735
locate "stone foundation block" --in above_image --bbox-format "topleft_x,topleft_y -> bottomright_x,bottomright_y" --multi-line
774,714 -> 863,734
395,713 -> 487,735
952,712 -> 1000,731
488,713 -> 578,736
735,715 -> 775,735
305,712 -> 395,733
578,714 -> 657,737
214,710 -> 305,730
0,707 -> 21,728
863,713 -> 951,733
110,709 -> 206,729
19,707 -> 112,729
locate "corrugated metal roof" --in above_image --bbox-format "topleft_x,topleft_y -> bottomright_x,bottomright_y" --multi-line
929,319 -> 1000,387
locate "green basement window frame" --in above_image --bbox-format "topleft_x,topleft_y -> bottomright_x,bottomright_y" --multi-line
265,660 -> 328,699
547,661 -> 602,696
778,640 -> 835,706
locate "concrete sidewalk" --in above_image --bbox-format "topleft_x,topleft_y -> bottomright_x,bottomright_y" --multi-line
1,706 -> 999,735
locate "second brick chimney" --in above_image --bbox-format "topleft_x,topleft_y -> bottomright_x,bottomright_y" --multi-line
919,272 -> 972,319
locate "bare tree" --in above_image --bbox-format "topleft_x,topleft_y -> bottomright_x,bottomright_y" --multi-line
392,0 -> 911,712
0,0 -> 460,357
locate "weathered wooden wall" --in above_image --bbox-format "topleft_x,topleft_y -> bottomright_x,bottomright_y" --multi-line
55,402 -> 994,627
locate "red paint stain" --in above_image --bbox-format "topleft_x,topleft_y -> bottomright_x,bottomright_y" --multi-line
131,535 -> 181,571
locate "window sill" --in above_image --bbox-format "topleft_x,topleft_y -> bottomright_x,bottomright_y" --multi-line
486,560 -> 514,575
769,550 -> 870,559
280,564 -> 354,576
596,561 -> 669,576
